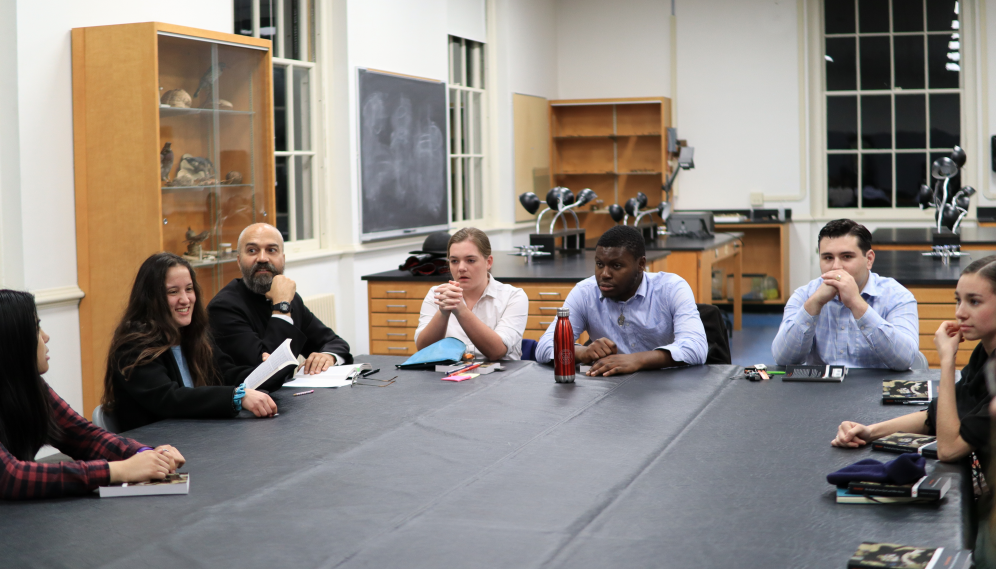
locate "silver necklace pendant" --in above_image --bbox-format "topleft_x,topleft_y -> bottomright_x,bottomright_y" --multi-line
618,313 -> 625,326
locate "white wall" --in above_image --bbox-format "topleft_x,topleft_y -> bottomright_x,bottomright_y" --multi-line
556,0 -> 671,100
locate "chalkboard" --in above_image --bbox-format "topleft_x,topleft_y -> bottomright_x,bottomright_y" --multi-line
358,69 -> 449,240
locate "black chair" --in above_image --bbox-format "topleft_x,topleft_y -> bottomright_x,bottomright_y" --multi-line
696,303 -> 731,365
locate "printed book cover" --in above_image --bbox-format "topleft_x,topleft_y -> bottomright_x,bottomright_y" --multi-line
882,379 -> 931,405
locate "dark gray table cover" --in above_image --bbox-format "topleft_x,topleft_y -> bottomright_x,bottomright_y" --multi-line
0,361 -> 969,568
873,226 -> 996,245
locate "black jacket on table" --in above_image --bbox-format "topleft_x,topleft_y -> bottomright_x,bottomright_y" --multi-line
109,341 -> 254,432
207,278 -> 353,372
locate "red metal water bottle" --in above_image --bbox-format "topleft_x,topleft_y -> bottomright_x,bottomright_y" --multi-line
553,307 -> 576,383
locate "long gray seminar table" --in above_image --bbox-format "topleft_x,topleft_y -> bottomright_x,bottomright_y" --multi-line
1,360 -> 970,568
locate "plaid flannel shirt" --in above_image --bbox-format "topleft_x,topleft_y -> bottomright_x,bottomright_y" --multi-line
0,385 -> 146,500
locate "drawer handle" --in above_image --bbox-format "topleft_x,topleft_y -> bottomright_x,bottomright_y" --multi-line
387,333 -> 407,338
538,306 -> 559,311
387,319 -> 408,323
539,321 -> 552,326
387,347 -> 409,351
386,290 -> 407,294
538,292 -> 562,296
386,304 -> 406,308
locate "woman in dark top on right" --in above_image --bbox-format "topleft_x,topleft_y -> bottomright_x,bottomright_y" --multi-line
831,255 -> 995,468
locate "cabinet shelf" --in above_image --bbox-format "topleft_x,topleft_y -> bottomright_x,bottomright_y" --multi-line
160,106 -> 255,117
161,183 -> 254,193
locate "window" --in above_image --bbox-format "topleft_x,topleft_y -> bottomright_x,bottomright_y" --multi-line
823,0 -> 962,209
448,36 -> 487,222
235,0 -> 319,244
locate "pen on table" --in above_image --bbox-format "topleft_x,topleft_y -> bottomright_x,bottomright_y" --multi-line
361,368 -> 380,377
768,371 -> 786,375
294,390 -> 315,396
453,363 -> 482,374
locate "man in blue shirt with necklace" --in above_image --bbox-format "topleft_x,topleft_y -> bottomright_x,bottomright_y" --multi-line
772,219 -> 919,370
535,225 -> 708,376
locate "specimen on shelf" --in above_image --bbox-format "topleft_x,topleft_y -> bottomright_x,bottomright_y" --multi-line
160,142 -> 174,182
173,154 -> 217,186
193,62 -> 227,99
222,171 -> 243,185
160,88 -> 192,108
184,227 -> 211,259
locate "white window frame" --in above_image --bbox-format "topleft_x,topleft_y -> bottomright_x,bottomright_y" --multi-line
448,35 -> 488,225
807,0 -> 981,222
238,0 -> 322,252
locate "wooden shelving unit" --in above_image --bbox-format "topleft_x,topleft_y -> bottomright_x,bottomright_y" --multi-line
72,22 -> 275,418
548,98 -> 671,243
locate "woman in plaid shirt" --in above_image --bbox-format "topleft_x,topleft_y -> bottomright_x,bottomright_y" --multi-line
0,290 -> 184,500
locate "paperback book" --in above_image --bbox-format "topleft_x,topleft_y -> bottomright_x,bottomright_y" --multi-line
882,379 -> 932,405
871,433 -> 938,459
846,475 -> 950,501
98,473 -> 189,498
847,541 -> 971,569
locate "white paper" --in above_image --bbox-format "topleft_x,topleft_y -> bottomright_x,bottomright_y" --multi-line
243,338 -> 298,390
283,365 -> 366,388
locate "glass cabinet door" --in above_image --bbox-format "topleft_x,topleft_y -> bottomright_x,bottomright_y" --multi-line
158,33 -> 270,298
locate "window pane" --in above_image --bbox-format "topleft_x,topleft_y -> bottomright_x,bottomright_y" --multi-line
293,67 -> 312,151
274,66 -> 287,151
893,0 -> 924,31
472,157 -> 483,220
826,38 -> 857,91
284,0 -> 300,60
450,157 -> 461,222
461,91 -> 470,156
827,96 -> 858,149
234,0 -> 253,36
450,37 -> 463,86
893,36 -> 925,89
466,42 -> 477,89
275,156 -> 289,241
896,152 -> 928,207
260,0 -> 278,54
449,88 -> 461,155
858,0 -> 889,33
859,36 -> 890,90
828,154 -> 859,207
895,94 -> 926,148
930,151 -> 961,192
926,0 -> 958,32
862,153 -> 893,207
929,93 -> 960,148
471,91 -> 482,154
825,0 -> 856,34
294,156 -> 313,240
462,157 -> 471,220
927,34 -> 960,88
860,95 -> 892,149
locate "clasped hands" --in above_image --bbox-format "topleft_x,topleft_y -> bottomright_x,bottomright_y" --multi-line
805,270 -> 867,317
109,444 -> 186,484
434,281 -> 469,315
577,338 -> 644,377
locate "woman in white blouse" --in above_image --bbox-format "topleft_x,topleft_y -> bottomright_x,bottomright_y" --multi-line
414,228 -> 528,360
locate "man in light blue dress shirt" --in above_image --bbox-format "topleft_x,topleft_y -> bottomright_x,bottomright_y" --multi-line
772,219 -> 919,370
535,226 -> 708,376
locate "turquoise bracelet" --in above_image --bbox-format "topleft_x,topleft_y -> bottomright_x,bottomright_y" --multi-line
232,382 -> 247,411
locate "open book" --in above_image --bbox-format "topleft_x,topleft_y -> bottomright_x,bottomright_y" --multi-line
283,363 -> 372,388
243,338 -> 299,390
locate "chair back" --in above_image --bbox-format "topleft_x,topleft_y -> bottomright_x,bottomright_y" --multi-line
695,304 -> 732,365
521,339 -> 538,361
911,351 -> 929,371
92,404 -> 121,434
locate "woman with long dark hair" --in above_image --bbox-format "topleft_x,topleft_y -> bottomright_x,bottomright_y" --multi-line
103,252 -> 277,431
0,289 -> 181,500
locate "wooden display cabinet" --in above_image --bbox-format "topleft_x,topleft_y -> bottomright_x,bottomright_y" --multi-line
547,98 -> 671,243
72,23 -> 275,417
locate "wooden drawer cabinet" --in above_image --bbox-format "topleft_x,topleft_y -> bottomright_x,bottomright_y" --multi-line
906,285 -> 970,369
371,313 -> 418,328
518,284 -> 575,301
369,283 -> 434,300
371,340 -> 416,355
527,315 -> 557,330
370,299 -> 423,312
371,327 -> 418,341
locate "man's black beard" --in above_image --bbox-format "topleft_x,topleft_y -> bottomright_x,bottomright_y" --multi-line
241,262 -> 278,295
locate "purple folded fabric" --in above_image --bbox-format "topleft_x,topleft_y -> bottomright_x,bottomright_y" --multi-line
826,453 -> 926,487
